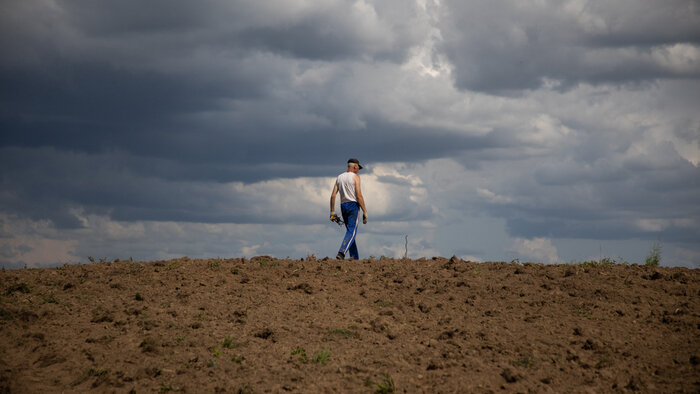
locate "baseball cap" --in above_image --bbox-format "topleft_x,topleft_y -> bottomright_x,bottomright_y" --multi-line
347,158 -> 363,170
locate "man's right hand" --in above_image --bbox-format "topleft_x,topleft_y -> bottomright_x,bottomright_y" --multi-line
330,213 -> 338,222
363,213 -> 368,224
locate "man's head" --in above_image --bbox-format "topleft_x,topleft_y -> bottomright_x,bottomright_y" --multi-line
347,158 -> 363,173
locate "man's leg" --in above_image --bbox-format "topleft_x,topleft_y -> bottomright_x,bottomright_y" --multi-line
348,239 -> 359,260
338,202 -> 359,258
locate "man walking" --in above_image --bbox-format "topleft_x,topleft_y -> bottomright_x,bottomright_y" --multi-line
330,158 -> 368,260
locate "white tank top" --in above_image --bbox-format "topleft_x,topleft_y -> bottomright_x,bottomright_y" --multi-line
336,172 -> 357,203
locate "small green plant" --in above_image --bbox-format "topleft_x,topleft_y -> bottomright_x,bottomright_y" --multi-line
160,384 -> 173,393
291,347 -> 308,363
232,354 -> 244,363
222,336 -> 237,349
88,256 -> 95,263
645,241 -> 661,266
312,348 -> 331,365
6,283 -> 31,295
206,359 -> 216,367
41,294 -> 58,304
208,260 -> 221,269
328,328 -> 354,339
258,259 -> 278,268
375,374 -> 395,393
212,348 -> 221,357
139,338 -> 156,353
70,368 -> 109,387
374,299 -> 392,307
175,335 -> 185,344
87,368 -> 108,377
514,355 -> 536,368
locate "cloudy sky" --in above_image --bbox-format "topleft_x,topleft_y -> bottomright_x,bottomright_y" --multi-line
1,0 -> 699,268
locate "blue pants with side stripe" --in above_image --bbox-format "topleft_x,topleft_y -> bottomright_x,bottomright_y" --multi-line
339,201 -> 360,260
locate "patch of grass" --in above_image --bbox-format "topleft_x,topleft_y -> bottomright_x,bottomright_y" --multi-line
258,260 -> 278,268
160,384 -> 174,393
41,293 -> 58,304
312,348 -> 331,365
206,359 -> 216,368
139,338 -> 157,353
291,347 -> 308,363
472,269 -> 482,275
645,241 -> 661,266
175,335 -> 185,344
5,283 -> 31,295
578,256 -> 625,267
212,348 -> 222,358
232,354 -> 244,363
222,336 -> 238,349
328,328 -> 355,339
208,260 -> 221,269
70,368 -> 109,387
231,268 -> 241,275
514,355 -> 536,368
375,374 -> 395,393
89,368 -> 109,377
374,299 -> 393,307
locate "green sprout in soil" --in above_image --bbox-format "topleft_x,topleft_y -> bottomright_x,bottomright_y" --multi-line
328,328 -> 354,339
232,354 -> 244,363
42,294 -> 58,304
645,241 -> 662,266
514,355 -> 536,368
291,347 -> 308,363
375,374 -> 395,393
312,348 -> 331,365
222,336 -> 238,349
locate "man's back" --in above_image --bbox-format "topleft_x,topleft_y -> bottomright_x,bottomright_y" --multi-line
336,172 -> 357,203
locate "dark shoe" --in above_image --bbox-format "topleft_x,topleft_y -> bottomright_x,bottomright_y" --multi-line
336,252 -> 345,260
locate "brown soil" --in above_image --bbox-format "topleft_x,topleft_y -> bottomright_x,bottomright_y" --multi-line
0,257 -> 698,393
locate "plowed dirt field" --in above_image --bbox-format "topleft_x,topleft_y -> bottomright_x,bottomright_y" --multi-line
1,257 -> 698,393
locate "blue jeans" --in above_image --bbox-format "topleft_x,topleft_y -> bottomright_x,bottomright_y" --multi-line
339,201 -> 360,259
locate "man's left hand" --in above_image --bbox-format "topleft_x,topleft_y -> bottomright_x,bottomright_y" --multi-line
363,214 -> 368,224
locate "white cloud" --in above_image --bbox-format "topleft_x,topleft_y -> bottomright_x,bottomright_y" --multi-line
476,188 -> 512,204
510,237 -> 560,264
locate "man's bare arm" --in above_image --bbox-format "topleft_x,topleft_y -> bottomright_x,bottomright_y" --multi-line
354,175 -> 368,222
330,183 -> 339,215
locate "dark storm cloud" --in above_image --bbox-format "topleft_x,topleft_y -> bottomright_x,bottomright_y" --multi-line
0,111 -> 501,228
0,0 -> 429,163
439,0 -> 700,93
471,144 -> 700,245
